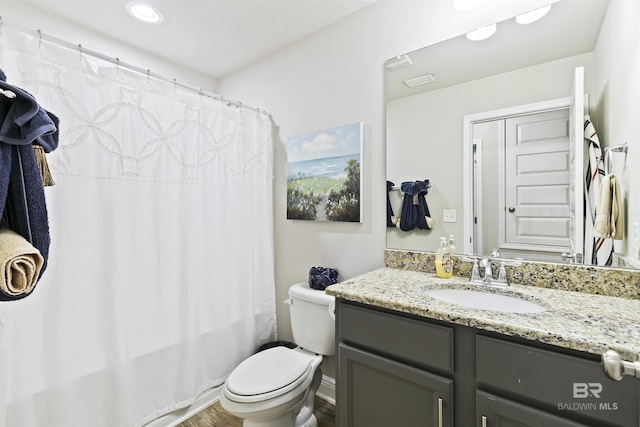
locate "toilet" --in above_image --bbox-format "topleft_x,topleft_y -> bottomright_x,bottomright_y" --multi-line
220,282 -> 335,427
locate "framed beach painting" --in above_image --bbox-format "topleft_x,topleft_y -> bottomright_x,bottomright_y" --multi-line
287,122 -> 363,222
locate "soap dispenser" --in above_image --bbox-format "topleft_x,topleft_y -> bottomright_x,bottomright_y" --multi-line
435,236 -> 453,278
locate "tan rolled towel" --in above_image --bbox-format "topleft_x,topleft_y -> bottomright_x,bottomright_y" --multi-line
0,228 -> 44,298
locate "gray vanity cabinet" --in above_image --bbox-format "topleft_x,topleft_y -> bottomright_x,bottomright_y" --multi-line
336,301 -> 455,426
335,299 -> 640,427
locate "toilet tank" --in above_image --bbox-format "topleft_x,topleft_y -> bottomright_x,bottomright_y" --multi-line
287,282 -> 335,356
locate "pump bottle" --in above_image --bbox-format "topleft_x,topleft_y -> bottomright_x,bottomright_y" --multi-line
435,236 -> 453,278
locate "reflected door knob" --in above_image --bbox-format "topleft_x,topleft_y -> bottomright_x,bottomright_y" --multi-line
508,207 -> 516,213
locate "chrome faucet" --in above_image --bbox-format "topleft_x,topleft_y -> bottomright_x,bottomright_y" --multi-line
463,255 -> 521,286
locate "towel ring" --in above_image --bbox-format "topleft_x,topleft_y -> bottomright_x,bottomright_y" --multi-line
604,143 -> 628,175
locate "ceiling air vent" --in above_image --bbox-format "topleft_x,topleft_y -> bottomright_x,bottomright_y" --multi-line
403,74 -> 436,88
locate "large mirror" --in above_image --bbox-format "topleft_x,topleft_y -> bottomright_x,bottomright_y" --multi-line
386,0 -> 640,269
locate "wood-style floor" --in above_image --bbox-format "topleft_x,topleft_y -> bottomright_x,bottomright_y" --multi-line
177,396 -> 335,427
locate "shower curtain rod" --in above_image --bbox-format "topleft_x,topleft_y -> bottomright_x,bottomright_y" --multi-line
1,19 -> 271,116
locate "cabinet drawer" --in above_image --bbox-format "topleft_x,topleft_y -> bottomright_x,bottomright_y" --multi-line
477,390 -> 590,427
476,335 -> 639,427
338,301 -> 453,373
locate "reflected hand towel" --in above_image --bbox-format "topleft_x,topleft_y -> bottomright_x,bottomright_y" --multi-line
593,174 -> 623,240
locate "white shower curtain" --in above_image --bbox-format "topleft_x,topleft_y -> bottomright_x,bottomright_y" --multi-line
0,27 -> 276,427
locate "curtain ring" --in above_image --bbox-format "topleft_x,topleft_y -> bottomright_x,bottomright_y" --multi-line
115,57 -> 120,73
37,29 -> 42,48
173,78 -> 177,92
146,69 -> 150,84
77,44 -> 83,61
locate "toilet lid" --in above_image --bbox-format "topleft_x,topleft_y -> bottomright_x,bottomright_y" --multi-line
226,347 -> 312,397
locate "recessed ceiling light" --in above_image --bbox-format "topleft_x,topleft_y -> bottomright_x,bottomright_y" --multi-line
466,23 -> 497,41
454,0 -> 485,11
516,4 -> 552,25
126,2 -> 164,24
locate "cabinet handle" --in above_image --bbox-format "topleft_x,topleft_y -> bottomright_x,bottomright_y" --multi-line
438,397 -> 443,427
601,349 -> 640,381
481,415 -> 487,427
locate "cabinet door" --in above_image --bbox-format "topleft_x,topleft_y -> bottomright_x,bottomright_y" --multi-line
477,391 -> 590,427
338,343 -> 453,427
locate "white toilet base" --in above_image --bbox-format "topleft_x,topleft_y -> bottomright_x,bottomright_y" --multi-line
243,412 -> 294,427
299,414 -> 317,427
242,414 -> 315,427
223,353 -> 323,427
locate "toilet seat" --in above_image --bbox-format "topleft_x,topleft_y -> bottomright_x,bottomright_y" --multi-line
224,347 -> 315,403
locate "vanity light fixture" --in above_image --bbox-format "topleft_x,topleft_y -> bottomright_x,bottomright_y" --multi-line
454,0 -> 485,11
125,1 -> 164,24
403,74 -> 436,88
466,23 -> 496,41
385,54 -> 413,71
516,4 -> 552,24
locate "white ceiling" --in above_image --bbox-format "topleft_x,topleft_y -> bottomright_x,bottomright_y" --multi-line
10,0 -> 377,79
386,0 -> 609,101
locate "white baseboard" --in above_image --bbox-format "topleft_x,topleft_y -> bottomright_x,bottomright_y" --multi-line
316,375 -> 336,405
143,386 -> 222,427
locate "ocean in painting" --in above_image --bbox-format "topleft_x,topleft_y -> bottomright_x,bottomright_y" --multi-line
287,153 -> 360,180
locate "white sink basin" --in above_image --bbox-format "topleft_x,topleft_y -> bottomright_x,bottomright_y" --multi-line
425,289 -> 546,314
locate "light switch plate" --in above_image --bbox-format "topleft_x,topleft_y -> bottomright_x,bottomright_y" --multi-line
443,209 -> 456,223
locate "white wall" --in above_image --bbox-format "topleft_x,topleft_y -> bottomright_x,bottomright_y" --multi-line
593,0 -> 640,263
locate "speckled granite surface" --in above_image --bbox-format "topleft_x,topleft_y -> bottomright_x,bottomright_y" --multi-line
326,267 -> 640,360
384,249 -> 640,299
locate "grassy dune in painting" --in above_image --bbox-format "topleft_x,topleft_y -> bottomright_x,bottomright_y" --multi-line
287,160 -> 360,222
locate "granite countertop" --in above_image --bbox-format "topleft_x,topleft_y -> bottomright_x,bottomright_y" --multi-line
326,267 -> 640,361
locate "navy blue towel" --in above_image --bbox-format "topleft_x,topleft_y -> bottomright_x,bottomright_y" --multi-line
399,180 -> 432,231
387,180 -> 395,227
0,70 -> 59,300
308,267 -> 339,290
0,70 -> 59,152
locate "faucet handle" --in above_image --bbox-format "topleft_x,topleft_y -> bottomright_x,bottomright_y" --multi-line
470,259 -> 482,282
493,262 -> 508,285
461,257 -> 483,283
491,260 -> 522,286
